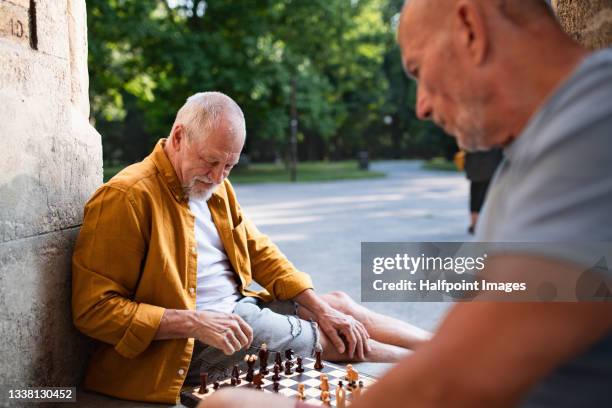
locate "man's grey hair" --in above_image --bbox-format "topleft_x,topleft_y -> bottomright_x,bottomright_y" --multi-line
172,91 -> 246,142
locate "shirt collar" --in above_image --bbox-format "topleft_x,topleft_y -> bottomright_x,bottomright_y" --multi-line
150,138 -> 187,203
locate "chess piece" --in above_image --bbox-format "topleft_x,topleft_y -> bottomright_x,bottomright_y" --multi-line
253,373 -> 264,390
245,355 -> 256,383
231,364 -> 241,385
213,381 -> 220,390
272,363 -> 281,381
296,383 -> 305,401
199,372 -> 208,394
321,390 -> 331,406
319,375 -> 329,391
296,356 -> 304,373
352,380 -> 364,399
259,343 -> 269,374
284,359 -> 293,375
314,349 -> 324,370
336,381 -> 346,408
285,348 -> 294,361
275,351 -> 282,366
346,364 -> 359,384
272,381 -> 280,393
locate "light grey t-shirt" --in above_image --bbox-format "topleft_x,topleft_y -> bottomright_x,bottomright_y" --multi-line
476,49 -> 612,407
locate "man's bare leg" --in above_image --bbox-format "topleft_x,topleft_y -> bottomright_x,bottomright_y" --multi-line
299,291 -> 431,350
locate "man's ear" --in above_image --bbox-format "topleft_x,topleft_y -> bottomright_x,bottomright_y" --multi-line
171,125 -> 185,151
455,0 -> 488,65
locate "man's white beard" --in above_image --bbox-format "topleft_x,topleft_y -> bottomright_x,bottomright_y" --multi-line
184,177 -> 219,202
188,187 -> 216,202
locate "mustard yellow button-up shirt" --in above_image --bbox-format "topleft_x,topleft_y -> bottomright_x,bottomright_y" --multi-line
72,139 -> 313,403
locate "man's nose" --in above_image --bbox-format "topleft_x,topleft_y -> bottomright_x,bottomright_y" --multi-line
416,86 -> 433,120
210,165 -> 225,184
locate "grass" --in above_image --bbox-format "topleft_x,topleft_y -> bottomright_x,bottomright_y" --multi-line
104,161 -> 385,184
422,157 -> 459,172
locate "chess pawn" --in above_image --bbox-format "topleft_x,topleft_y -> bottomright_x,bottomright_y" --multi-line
352,380 -> 364,399
296,356 -> 304,373
284,359 -> 293,375
321,391 -> 331,406
213,381 -> 220,390
253,373 -> 264,390
335,381 -> 346,408
319,375 -> 329,391
296,383 -> 306,401
314,349 -> 324,370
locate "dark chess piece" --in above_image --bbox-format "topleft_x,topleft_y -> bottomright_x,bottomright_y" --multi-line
285,348 -> 294,360
272,363 -> 281,381
273,381 -> 280,393
284,359 -> 293,375
314,349 -> 324,370
245,354 -> 257,383
213,381 -> 220,390
275,351 -> 282,366
296,356 -> 304,373
199,372 -> 208,394
253,373 -> 264,390
259,343 -> 269,374
231,365 -> 241,385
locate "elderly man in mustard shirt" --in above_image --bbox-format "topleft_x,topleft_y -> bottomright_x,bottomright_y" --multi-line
72,92 -> 428,404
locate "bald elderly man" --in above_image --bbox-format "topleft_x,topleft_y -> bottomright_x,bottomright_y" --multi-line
202,1 -> 612,407
72,92 -> 428,404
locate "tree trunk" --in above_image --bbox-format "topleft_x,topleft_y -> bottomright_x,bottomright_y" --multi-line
552,0 -> 612,49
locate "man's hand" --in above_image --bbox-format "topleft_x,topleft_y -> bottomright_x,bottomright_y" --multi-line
193,311 -> 253,355
313,305 -> 371,360
293,289 -> 370,359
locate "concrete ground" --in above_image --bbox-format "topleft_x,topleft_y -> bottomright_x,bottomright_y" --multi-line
78,160 -> 470,407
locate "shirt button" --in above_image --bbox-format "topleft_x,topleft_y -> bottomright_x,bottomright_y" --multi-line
189,287 -> 195,295
178,368 -> 185,376
191,246 -> 197,255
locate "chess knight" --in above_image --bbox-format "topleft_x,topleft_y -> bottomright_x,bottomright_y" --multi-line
72,92 -> 429,404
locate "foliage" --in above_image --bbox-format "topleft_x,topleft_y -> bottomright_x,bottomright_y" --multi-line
88,0 -> 453,165
104,160 -> 385,183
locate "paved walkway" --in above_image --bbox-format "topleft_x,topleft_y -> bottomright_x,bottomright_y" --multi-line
234,160 -> 469,376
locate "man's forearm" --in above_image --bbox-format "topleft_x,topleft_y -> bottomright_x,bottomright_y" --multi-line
154,309 -> 197,340
293,289 -> 330,314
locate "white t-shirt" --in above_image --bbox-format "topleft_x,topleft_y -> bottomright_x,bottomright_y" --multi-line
189,198 -> 240,314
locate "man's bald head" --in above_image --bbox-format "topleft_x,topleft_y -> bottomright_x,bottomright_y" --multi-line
397,0 -> 577,151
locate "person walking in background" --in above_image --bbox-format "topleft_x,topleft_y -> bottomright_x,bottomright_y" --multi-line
464,149 -> 503,234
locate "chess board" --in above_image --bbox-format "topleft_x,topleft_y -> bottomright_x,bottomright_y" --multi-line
180,357 -> 376,407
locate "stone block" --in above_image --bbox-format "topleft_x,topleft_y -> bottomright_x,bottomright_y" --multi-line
0,228 -> 93,391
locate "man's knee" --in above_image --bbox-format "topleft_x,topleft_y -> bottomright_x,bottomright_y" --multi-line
323,291 -> 354,312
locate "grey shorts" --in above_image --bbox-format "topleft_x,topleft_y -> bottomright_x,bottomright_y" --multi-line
185,296 -> 321,385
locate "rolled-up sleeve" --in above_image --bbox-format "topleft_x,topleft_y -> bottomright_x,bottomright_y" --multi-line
72,186 -> 165,359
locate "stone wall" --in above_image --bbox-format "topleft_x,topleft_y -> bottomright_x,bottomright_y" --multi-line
0,0 -> 102,400
552,0 -> 612,48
